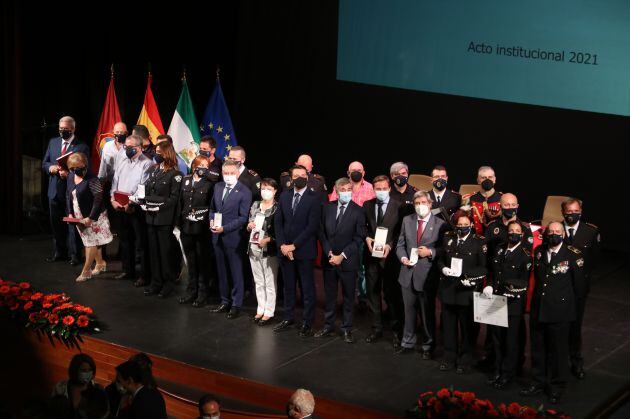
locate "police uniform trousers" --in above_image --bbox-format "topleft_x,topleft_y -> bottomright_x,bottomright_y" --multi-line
569,287 -> 589,369
491,312 -> 523,379
441,302 -> 475,366
147,225 -> 177,293
182,229 -> 214,302
530,317 -> 571,390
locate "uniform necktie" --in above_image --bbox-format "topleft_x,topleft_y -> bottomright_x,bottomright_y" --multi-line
436,195 -> 441,204
417,219 -> 424,246
292,192 -> 301,213
337,204 -> 346,227
568,228 -> 575,244
377,202 -> 384,225
222,187 -> 232,203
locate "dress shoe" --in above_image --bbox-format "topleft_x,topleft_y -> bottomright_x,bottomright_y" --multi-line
572,365 -> 586,380
455,365 -> 466,375
45,255 -> 68,263
395,347 -> 414,355
157,289 -> 173,298
258,317 -> 273,327
421,351 -> 432,360
69,256 -> 81,266
226,307 -> 240,319
343,331 -> 354,344
273,320 -> 294,332
494,377 -> 512,390
210,303 -> 230,313
192,299 -> 206,308
179,295 -> 196,304
486,374 -> 501,386
144,288 -> 159,297
520,383 -> 545,397
314,328 -> 335,338
114,272 -> 132,280
251,315 -> 263,323
365,331 -> 382,343
439,362 -> 453,371
298,324 -> 313,337
134,278 -> 149,287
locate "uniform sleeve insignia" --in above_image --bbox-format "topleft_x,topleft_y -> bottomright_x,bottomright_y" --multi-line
174,175 -> 182,182
482,244 -> 488,253
493,227 -> 500,235
536,251 -> 542,260
597,234 -> 601,243
527,262 -> 532,270
576,258 -> 584,268
447,239 -> 453,246
256,182 -> 261,189
248,169 -> 259,176
497,248 -> 504,255
527,236 -> 534,244
185,179 -> 190,186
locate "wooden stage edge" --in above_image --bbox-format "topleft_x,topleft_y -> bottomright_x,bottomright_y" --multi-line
23,330 -> 401,419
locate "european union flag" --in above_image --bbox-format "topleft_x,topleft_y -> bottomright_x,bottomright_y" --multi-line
200,77 -> 237,160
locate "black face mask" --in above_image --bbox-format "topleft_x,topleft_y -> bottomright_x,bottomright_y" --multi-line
125,147 -> 137,159
456,226 -> 471,237
349,171 -> 363,182
60,130 -> 72,140
199,150 -> 212,158
481,179 -> 494,191
394,176 -> 408,187
563,213 -> 581,225
293,176 -> 308,189
546,233 -> 563,247
196,167 -> 209,178
154,155 -> 164,164
433,178 -> 447,191
115,134 -> 127,144
502,207 -> 517,219
507,232 -> 522,245
72,167 -> 87,177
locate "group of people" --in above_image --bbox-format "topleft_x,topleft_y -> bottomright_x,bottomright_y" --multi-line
37,352 -> 317,419
43,116 -> 601,404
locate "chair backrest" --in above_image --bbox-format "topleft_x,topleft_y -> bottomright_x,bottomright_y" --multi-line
541,195 -> 571,227
458,184 -> 478,197
408,174 -> 433,192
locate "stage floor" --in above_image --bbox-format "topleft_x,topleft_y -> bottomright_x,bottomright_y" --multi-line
2,234 -> 629,417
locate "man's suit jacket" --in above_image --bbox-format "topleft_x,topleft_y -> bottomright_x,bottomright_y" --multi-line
274,188 -> 322,260
363,198 -> 403,267
428,189 -> 461,217
396,214 -> 446,291
319,201 -> 366,271
209,181 -> 252,248
128,386 -> 166,419
42,137 -> 90,201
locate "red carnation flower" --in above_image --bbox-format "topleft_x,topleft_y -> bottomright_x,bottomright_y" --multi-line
10,286 -> 20,295
77,315 -> 89,328
31,292 -> 44,301
38,309 -> 49,318
420,391 -> 434,398
437,388 -> 451,399
82,307 -> 94,315
9,303 -> 20,311
48,314 -> 59,324
507,402 -> 521,416
42,302 -> 53,309
461,392 -> 475,404
28,312 -> 39,322
0,285 -> 10,295
62,315 -> 75,326
23,301 -> 34,311
19,282 -> 30,289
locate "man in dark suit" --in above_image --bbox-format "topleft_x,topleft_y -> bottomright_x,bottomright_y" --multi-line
42,116 -> 90,265
363,175 -> 404,347
115,360 -> 166,419
280,154 -> 328,202
209,160 -> 252,319
315,177 -> 366,343
562,197 -> 601,380
395,191 -> 446,357
274,165 -> 322,337
427,165 -> 461,222
228,145 -> 261,201
521,221 -> 585,404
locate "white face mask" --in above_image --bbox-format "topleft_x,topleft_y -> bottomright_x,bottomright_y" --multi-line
338,191 -> 353,205
78,371 -> 93,384
261,189 -> 275,201
223,175 -> 237,187
375,190 -> 389,202
415,204 -> 430,218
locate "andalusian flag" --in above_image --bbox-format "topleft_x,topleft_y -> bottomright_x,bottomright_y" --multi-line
137,73 -> 165,144
91,70 -> 122,172
167,78 -> 200,164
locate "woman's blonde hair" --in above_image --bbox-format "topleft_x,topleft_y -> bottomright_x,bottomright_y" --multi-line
67,152 -> 87,169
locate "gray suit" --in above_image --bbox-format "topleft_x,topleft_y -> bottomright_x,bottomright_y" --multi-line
396,213 -> 446,350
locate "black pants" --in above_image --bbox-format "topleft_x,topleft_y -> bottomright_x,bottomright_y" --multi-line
441,303 -> 475,366
147,224 -> 177,293
182,230 -> 213,301
530,318 -> 570,391
365,259 -> 404,336
281,258 -> 315,326
492,313 -> 523,379
118,209 -> 150,279
49,198 -> 80,258
401,286 -> 434,352
569,294 -> 588,369
323,268 -> 357,332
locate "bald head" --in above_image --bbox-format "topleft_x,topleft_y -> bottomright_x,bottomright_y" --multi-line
500,193 -> 518,207
296,155 -> 313,172
348,161 -> 364,172
113,122 -> 128,135
288,389 -> 315,418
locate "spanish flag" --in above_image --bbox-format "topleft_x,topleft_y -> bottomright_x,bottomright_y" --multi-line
137,73 -> 165,144
91,71 -> 122,172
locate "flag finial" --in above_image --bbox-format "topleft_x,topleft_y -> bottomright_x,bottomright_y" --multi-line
110,63 -> 114,79
147,62 -> 152,77
182,65 -> 187,82
216,65 -> 220,81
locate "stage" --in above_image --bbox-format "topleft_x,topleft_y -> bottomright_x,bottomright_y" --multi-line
1,234 -> 629,418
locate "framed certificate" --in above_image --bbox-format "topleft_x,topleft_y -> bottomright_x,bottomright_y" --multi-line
473,292 -> 508,327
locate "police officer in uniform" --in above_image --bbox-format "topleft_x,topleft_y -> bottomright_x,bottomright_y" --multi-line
389,162 -> 417,215
467,166 -> 502,235
521,221 -> 585,404
280,154 -> 327,201
141,141 -> 183,298
427,165 -> 461,222
438,210 -> 487,373
485,221 -> 532,389
177,155 -> 217,307
227,145 -> 261,201
198,135 -> 222,183
562,197 -> 601,379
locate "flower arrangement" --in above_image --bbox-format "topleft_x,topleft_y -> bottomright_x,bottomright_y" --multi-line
406,388 -> 569,418
0,278 -> 100,345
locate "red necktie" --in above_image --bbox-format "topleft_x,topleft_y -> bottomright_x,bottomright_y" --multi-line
61,141 -> 68,155
417,219 -> 424,246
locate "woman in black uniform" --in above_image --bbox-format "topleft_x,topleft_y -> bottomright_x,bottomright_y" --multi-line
485,220 -> 531,389
142,141 -> 183,298
438,210 -> 487,374
178,155 -> 219,307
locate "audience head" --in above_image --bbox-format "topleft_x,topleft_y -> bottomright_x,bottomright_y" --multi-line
561,197 -> 583,226
286,389 -> 315,419
198,394 -> 221,419
115,360 -> 144,394
59,116 -> 76,139
199,136 -> 217,158
389,161 -> 409,188
128,352 -> 157,389
477,166 -> 496,192
68,354 -> 96,386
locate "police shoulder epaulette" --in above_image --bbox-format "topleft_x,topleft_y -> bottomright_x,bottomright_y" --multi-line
522,247 -> 531,257
248,169 -> 259,177
567,245 -> 582,254
486,218 -> 499,226
585,222 -> 599,230
445,230 -> 456,237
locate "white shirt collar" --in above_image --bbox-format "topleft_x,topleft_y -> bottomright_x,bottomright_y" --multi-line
457,232 -> 470,242
238,164 -> 245,175
62,135 -> 75,145
564,221 -> 580,233
432,189 -> 445,199
294,186 -> 307,196
417,213 -> 431,223
548,242 -> 563,256
507,241 -> 521,252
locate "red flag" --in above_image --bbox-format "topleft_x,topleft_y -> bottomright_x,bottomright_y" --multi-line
91,73 -> 122,172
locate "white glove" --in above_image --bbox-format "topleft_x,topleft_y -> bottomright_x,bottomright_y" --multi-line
482,286 -> 493,298
442,267 -> 452,276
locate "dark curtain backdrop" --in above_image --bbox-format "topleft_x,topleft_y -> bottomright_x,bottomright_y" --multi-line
3,0 -> 629,250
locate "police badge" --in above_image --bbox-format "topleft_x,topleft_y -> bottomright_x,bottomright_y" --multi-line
493,227 -> 500,235
175,175 -> 182,183
576,258 -> 584,267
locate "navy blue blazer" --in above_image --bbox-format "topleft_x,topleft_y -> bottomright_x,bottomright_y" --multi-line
319,201 -> 366,271
209,181 -> 252,248
66,173 -> 106,221
42,137 -> 90,201
274,188 -> 322,260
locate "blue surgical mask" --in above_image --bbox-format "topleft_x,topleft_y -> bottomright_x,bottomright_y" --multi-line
375,190 -> 389,202
338,191 -> 352,204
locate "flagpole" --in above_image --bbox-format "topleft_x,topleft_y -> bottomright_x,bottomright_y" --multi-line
216,65 -> 220,81
182,65 -> 187,82
110,63 -> 114,80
